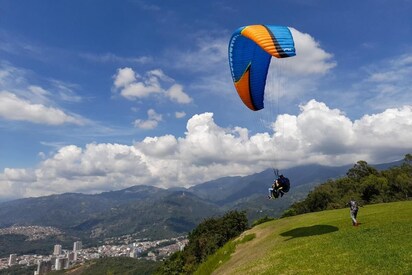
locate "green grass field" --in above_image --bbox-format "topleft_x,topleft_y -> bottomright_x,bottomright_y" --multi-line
198,201 -> 412,275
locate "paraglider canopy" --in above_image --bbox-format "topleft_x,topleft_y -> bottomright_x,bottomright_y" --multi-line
228,25 -> 296,111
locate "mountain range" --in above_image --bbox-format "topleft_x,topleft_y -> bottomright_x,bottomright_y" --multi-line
0,160 -> 402,253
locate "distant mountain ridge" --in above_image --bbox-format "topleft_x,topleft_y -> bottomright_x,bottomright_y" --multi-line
0,160 -> 403,246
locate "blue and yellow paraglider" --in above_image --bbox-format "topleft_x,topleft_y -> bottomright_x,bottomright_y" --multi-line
229,25 -> 295,200
228,25 -> 295,111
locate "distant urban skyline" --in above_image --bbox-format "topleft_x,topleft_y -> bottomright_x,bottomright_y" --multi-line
0,228 -> 186,273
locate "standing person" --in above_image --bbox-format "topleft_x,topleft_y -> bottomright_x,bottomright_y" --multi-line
348,200 -> 359,226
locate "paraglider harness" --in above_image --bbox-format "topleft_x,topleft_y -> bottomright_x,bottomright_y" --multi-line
272,169 -> 290,198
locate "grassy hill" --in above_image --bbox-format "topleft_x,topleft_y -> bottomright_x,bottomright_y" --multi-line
197,201 -> 412,274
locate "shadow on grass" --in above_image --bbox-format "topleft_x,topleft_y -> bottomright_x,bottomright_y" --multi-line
280,225 -> 339,240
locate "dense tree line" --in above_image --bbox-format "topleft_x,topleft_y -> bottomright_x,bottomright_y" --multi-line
283,154 -> 412,217
156,210 -> 248,274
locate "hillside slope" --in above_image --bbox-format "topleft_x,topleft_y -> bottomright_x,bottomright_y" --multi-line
206,201 -> 412,274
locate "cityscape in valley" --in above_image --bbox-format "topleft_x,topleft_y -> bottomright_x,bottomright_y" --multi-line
0,225 -> 187,274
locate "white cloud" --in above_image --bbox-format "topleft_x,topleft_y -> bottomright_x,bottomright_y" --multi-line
271,100 -> 412,166
286,28 -> 337,75
134,1 -> 161,11
169,27 -> 336,107
161,34 -> 235,103
80,52 -> 152,64
1,144 -> 150,199
362,53 -> 412,110
167,84 -> 192,104
0,63 -> 86,125
121,82 -> 162,99
170,35 -> 228,73
0,91 -> 84,125
367,54 -> 412,84
1,100 -> 411,200
175,111 -> 186,118
3,168 -> 35,182
113,67 -> 137,89
137,135 -> 178,157
148,69 -> 174,82
353,106 -> 412,149
113,67 -> 192,103
50,80 -> 83,103
134,109 -> 163,129
175,27 -> 335,77
259,28 -> 337,103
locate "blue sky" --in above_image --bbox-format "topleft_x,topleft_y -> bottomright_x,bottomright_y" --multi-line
1,0 -> 412,201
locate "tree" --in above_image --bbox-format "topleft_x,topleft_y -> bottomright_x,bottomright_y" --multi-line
401,154 -> 412,177
346,160 -> 378,182
395,173 -> 412,199
156,210 -> 248,275
360,175 -> 388,203
283,156 -> 412,217
404,153 -> 412,164
306,189 -> 334,212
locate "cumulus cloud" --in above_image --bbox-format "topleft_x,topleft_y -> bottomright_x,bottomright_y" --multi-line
1,100 -> 412,200
113,67 -> 193,103
0,144 -> 150,200
113,67 -> 137,88
166,84 -> 192,104
134,109 -> 163,129
286,28 -> 337,75
272,100 -> 412,166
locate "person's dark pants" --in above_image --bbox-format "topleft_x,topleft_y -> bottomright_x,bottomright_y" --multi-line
350,210 -> 358,225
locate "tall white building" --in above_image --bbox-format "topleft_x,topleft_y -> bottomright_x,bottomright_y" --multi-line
36,260 -> 52,275
66,251 -> 75,261
55,257 -> 68,271
73,241 -> 82,252
8,254 -> 17,266
53,244 -> 62,255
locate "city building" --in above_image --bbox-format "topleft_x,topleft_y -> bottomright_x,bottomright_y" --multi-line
34,260 -> 52,275
8,254 -> 17,266
129,248 -> 143,258
53,244 -> 62,256
55,257 -> 68,271
0,235 -> 188,272
66,251 -> 75,262
73,241 -> 82,252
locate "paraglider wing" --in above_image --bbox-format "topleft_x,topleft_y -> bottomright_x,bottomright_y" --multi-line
228,25 -> 295,111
